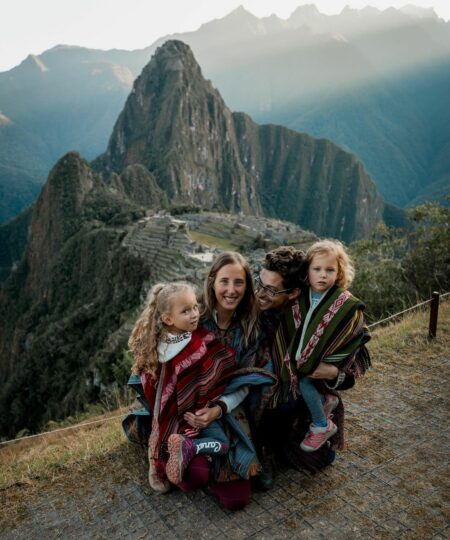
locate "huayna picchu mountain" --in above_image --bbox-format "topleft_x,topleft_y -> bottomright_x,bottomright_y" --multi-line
0,40 -> 394,437
0,153 -> 316,438
94,40 -> 391,242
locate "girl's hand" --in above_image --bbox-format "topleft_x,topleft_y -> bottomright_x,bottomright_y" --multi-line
309,362 -> 339,380
183,427 -> 200,438
184,406 -> 221,429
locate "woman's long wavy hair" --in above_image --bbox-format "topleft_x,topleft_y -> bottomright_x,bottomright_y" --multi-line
129,282 -> 193,376
202,252 -> 259,347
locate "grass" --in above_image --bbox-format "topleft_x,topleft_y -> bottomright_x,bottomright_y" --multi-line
366,297 -> 449,364
1,300 -> 448,528
0,411 -> 129,491
189,230 -> 239,251
0,410 -> 148,529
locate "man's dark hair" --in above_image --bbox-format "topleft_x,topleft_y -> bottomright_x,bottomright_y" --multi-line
262,246 -> 306,289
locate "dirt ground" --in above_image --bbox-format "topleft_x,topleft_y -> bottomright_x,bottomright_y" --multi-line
1,309 -> 448,539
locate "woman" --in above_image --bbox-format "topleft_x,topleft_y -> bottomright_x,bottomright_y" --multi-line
181,252 -> 276,509
123,252 -> 276,510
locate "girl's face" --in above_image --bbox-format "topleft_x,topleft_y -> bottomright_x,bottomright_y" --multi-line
161,289 -> 200,334
213,263 -> 247,314
308,253 -> 338,293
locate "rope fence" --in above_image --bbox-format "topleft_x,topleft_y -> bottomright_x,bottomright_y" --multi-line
368,290 -> 449,332
0,413 -> 125,447
1,291 -> 448,448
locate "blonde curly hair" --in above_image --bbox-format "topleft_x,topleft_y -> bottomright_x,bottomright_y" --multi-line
306,240 -> 354,289
129,282 -> 194,376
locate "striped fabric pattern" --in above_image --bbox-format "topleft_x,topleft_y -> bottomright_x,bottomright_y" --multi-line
271,286 -> 370,404
142,325 -> 236,478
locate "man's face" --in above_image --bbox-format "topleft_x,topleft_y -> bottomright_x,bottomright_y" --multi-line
255,268 -> 298,311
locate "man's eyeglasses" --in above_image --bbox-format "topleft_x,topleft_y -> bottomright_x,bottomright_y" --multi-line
254,275 -> 292,298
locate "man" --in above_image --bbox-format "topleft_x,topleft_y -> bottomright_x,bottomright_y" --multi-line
256,246 -> 345,385
253,246 -> 356,488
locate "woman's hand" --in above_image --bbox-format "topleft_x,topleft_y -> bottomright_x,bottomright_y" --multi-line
309,362 -> 339,380
184,406 -> 221,429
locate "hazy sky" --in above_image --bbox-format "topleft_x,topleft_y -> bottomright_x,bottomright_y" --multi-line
1,1 -> 449,72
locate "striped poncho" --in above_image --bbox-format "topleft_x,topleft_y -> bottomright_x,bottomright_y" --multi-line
143,325 -> 236,479
272,286 -> 371,405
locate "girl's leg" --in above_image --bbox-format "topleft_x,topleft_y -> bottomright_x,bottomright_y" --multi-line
298,377 -> 338,452
166,421 -> 228,484
298,377 -> 326,426
193,420 -> 229,455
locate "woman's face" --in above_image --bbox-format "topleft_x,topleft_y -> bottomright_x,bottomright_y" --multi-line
213,262 -> 247,314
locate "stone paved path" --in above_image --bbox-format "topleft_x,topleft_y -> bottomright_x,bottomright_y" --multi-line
1,348 -> 448,538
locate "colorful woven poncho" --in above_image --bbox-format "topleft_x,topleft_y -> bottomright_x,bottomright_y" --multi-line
142,325 -> 236,478
272,286 -> 371,405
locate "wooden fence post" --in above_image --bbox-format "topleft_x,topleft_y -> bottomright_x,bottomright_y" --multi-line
428,291 -> 440,338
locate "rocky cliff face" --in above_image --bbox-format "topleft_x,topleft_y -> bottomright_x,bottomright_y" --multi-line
0,40 -> 387,438
232,115 -> 383,240
96,40 -> 259,215
0,152 -> 317,437
96,40 -> 385,242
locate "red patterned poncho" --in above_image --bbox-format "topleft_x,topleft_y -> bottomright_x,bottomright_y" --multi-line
142,325 -> 236,478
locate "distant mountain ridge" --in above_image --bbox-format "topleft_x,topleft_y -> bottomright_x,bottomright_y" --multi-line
0,39 -> 390,437
0,5 -> 449,223
95,40 -> 387,241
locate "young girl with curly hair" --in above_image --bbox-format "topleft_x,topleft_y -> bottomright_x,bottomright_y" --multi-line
128,282 -> 235,493
288,240 -> 370,452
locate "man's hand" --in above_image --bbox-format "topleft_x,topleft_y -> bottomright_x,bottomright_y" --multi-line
184,406 -> 221,429
309,362 -> 339,380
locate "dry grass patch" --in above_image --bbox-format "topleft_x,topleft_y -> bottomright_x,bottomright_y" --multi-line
189,230 -> 239,251
353,300 -> 449,395
1,300 -> 448,529
0,410 -> 147,528
0,414 -> 123,490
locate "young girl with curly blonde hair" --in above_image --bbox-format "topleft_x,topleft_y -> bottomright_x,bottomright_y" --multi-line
128,282 -> 235,493
286,240 -> 370,452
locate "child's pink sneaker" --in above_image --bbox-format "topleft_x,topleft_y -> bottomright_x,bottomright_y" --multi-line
323,394 -> 339,417
166,434 -> 197,484
300,419 -> 338,452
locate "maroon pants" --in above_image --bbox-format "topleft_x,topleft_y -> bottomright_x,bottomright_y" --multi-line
177,455 -> 252,511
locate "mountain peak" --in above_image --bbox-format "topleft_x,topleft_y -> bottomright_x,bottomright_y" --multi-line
149,39 -> 199,75
99,39 -> 241,207
291,4 -> 320,16
399,4 -> 438,20
227,5 -> 256,19
102,39 -> 211,172
18,54 -> 49,74
288,4 -> 323,28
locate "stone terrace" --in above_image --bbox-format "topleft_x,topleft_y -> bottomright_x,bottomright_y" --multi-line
1,312 -> 449,539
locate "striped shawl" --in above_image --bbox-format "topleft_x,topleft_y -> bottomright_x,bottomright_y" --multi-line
273,286 -> 371,405
143,325 -> 236,478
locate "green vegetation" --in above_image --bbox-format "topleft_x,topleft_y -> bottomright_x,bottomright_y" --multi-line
189,230 -> 238,251
1,299 -> 447,524
350,200 -> 450,323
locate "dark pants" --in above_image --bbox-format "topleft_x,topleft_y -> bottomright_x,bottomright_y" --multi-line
256,395 -> 334,472
178,456 -> 251,510
257,394 -> 309,452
